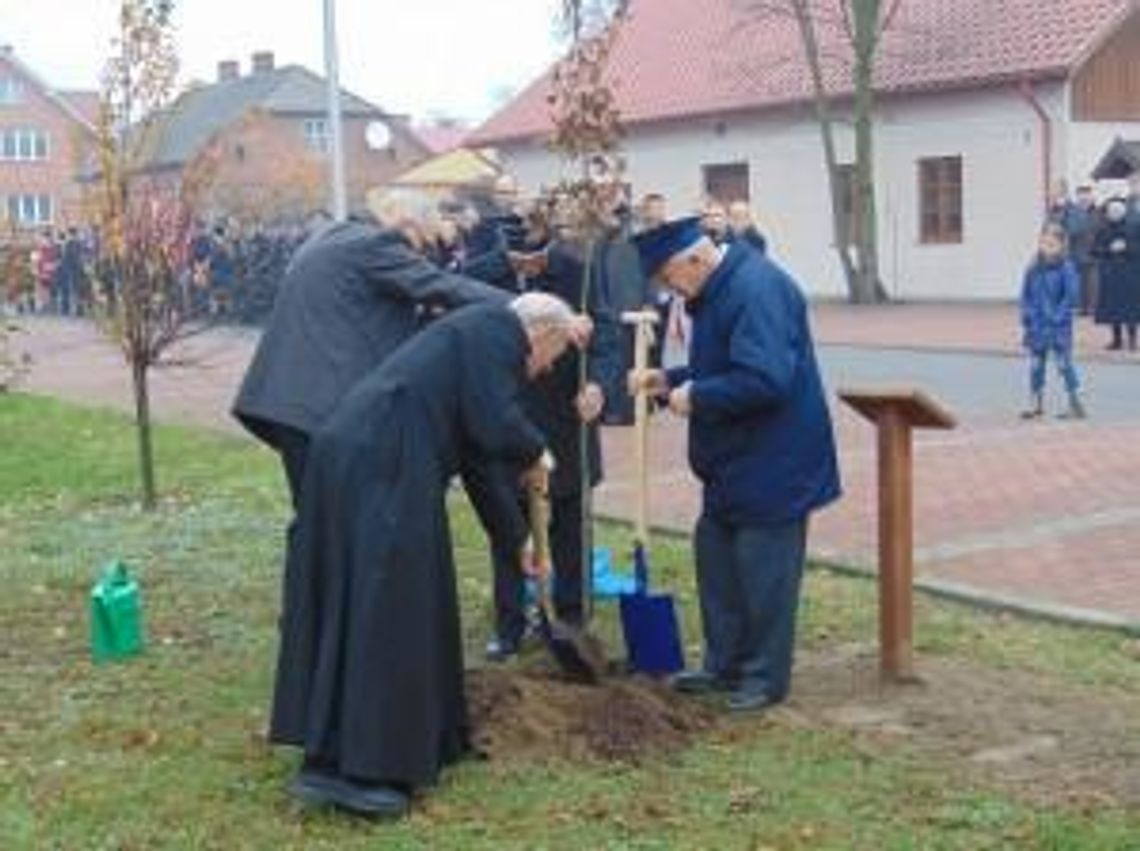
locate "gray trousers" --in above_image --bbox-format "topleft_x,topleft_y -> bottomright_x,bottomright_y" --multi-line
694,514 -> 808,700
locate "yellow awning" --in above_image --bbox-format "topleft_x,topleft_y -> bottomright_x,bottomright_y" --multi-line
389,148 -> 502,190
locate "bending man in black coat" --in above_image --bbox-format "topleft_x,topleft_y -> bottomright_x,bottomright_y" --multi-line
272,294 -> 575,819
232,193 -> 509,511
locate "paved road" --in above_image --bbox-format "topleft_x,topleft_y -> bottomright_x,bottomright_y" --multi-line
819,345 -> 1140,425
9,316 -> 1140,625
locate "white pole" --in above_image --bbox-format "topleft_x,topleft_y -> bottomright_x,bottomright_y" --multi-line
323,0 -> 348,221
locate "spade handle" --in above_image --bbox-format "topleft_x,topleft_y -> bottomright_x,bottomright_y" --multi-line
622,309 -> 659,547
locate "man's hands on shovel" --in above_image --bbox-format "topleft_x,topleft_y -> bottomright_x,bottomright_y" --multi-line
627,369 -> 692,418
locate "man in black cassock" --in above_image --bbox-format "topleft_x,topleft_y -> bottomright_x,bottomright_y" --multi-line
270,293 -> 577,819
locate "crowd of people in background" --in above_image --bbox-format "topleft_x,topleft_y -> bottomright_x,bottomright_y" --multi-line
0,227 -> 96,317
1044,174 -> 1140,352
1018,174 -> 1140,419
0,219 -> 312,326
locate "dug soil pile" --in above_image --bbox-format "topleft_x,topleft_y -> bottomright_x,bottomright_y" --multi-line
467,667 -> 716,763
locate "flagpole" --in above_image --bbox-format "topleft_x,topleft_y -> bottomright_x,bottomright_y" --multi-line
323,0 -> 348,220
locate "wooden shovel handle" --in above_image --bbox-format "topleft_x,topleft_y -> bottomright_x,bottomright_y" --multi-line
623,311 -> 658,547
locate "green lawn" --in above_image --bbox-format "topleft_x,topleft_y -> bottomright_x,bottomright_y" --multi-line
1,393 -> 1137,850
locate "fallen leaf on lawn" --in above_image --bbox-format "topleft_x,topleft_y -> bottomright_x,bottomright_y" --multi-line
123,728 -> 161,749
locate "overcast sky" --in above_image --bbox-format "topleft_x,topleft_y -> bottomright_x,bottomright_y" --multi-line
1,0 -> 565,123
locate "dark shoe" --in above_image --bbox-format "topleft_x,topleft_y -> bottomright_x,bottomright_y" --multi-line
1060,398 -> 1087,420
726,687 -> 781,714
484,636 -> 521,662
289,771 -> 409,819
671,670 -> 734,694
1020,393 -> 1043,421
1107,341 -> 1123,351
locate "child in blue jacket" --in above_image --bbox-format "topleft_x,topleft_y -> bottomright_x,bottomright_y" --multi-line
1020,222 -> 1085,420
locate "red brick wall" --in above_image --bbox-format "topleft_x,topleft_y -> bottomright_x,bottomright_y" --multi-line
193,109 -> 429,222
0,55 -> 96,231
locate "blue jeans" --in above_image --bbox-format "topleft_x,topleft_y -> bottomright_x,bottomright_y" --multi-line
1029,347 -> 1079,396
694,514 -> 808,700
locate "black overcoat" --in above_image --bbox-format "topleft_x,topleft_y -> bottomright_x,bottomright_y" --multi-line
232,220 -> 507,444
269,303 -> 545,787
1094,219 -> 1140,325
524,242 -> 621,497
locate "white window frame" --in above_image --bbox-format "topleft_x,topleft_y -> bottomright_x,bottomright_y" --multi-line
0,128 -> 50,162
4,194 -> 53,226
303,118 -> 330,154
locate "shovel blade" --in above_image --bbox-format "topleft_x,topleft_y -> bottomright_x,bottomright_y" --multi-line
619,593 -> 685,676
537,609 -> 608,684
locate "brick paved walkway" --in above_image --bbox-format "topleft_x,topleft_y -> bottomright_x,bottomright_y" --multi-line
814,301 -> 1140,364
9,310 -> 1140,625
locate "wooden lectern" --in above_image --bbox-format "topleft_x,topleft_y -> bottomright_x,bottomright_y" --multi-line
839,387 -> 956,682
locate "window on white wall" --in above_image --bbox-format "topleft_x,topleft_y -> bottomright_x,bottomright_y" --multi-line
918,156 -> 963,244
703,162 -> 751,203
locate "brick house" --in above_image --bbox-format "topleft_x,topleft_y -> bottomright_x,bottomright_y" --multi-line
474,0 -> 1140,300
138,52 -> 430,222
0,46 -> 99,231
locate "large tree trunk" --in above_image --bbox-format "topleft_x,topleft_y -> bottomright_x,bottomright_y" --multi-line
130,357 -> 157,510
790,0 -> 860,299
851,0 -> 889,303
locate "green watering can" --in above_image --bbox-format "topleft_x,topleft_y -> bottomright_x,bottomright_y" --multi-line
90,561 -> 145,663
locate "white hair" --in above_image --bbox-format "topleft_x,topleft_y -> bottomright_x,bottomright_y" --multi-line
509,292 -> 575,336
365,187 -> 440,230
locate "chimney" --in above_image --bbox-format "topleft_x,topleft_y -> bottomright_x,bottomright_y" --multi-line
217,60 -> 240,82
251,51 -> 275,74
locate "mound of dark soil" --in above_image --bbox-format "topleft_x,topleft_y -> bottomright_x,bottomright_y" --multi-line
467,667 -> 716,763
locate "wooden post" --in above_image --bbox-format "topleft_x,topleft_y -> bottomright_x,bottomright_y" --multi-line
877,406 -> 914,679
839,387 -> 955,682
623,310 -> 659,547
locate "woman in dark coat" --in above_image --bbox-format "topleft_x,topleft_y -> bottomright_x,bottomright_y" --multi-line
1093,198 -> 1140,351
270,295 -> 574,818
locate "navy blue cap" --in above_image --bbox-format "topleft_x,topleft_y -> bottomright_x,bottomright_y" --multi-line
632,217 -> 704,278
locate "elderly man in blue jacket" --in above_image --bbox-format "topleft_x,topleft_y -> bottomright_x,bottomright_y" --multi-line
630,218 -> 841,712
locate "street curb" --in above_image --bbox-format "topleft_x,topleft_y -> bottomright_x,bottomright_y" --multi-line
816,561 -> 1140,636
820,341 -> 1140,367
597,515 -> 1140,636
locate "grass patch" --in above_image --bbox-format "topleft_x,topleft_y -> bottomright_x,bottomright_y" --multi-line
1,393 -> 1137,849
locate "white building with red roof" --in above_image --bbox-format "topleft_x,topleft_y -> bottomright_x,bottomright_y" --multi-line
473,0 -> 1140,299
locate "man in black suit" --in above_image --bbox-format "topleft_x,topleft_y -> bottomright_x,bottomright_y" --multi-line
232,190 -> 509,516
484,239 -> 621,658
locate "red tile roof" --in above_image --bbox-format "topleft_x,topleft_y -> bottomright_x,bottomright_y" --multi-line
413,123 -> 471,154
473,0 -> 1135,145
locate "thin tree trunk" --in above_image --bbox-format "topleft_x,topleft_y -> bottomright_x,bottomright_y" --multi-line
131,357 -> 157,510
852,0 -> 888,303
578,239 -> 595,624
790,0 -> 860,300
